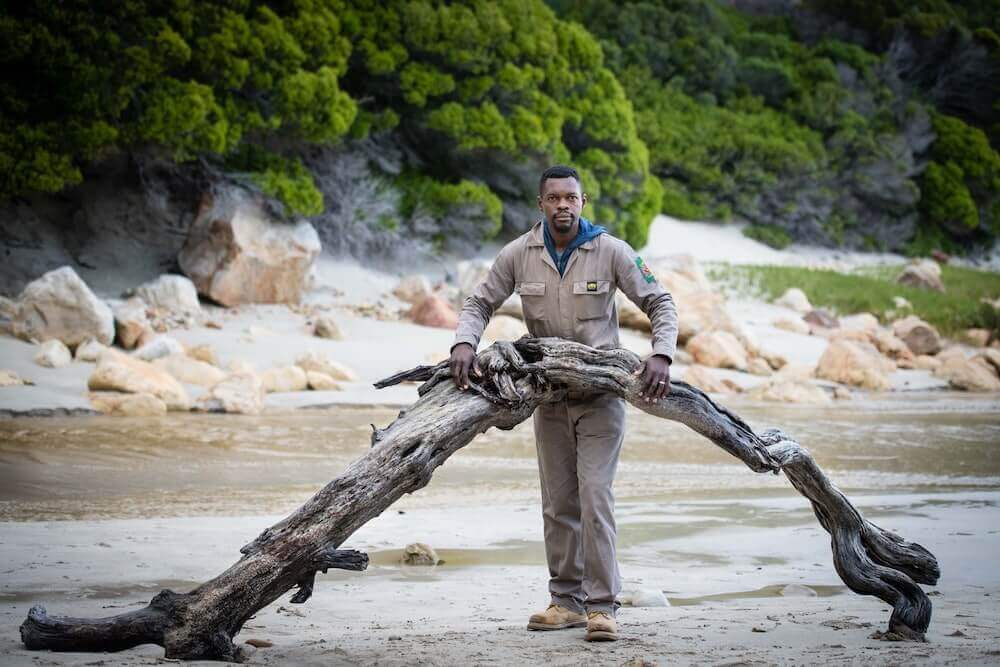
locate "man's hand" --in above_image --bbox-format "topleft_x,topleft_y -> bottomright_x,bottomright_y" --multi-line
635,354 -> 671,401
450,343 -> 477,390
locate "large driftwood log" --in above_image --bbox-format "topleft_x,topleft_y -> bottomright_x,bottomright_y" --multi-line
20,338 -> 939,660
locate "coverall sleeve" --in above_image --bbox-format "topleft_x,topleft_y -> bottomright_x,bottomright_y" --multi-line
612,240 -> 679,362
452,244 -> 516,352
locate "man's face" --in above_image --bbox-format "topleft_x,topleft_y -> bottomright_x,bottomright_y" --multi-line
538,177 -> 587,236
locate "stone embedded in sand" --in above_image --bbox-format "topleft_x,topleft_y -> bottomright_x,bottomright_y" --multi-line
88,349 -> 190,410
496,294 -> 523,320
392,275 -> 433,305
873,330 -> 914,364
295,352 -> 356,382
780,583 -> 818,597
409,294 -> 458,329
402,542 -> 440,566
776,287 -> 812,314
178,191 -> 321,306
12,266 -> 114,347
974,349 -> 1000,376
228,359 -> 256,374
0,369 -> 29,386
483,315 -> 528,343
686,330 -> 748,371
132,335 -> 185,362
934,355 -> 1000,392
134,274 -> 201,315
774,317 -> 810,335
839,313 -> 881,335
74,339 -> 107,363
261,366 -> 308,393
892,315 -> 941,356
815,339 -> 894,391
760,349 -> 788,371
896,259 -> 944,292
196,372 -> 264,415
833,386 -> 853,400
186,344 -> 219,366
33,339 -> 72,368
114,297 -> 151,350
88,391 -> 167,416
313,314 -> 344,340
306,371 -> 340,391
620,589 -> 669,608
154,353 -> 227,387
912,355 -> 941,371
959,328 -> 991,347
748,379 -> 832,404
804,308 -> 839,330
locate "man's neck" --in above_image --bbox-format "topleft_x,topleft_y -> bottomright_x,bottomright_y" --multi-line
546,219 -> 579,253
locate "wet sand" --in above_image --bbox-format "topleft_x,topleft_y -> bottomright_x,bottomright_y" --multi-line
1,394 -> 1000,664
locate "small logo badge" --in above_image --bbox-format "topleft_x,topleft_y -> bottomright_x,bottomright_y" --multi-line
587,281 -> 598,292
635,257 -> 656,284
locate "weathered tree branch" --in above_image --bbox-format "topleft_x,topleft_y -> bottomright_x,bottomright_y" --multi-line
20,338 -> 939,660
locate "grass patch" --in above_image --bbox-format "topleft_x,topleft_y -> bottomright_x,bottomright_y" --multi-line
708,263 -> 1000,336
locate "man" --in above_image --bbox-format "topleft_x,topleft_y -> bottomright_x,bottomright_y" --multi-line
450,165 -> 678,642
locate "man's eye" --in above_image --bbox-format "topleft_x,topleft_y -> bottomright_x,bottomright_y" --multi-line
567,195 -> 578,201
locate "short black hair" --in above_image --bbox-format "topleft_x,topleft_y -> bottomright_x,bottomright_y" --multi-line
539,165 -> 581,195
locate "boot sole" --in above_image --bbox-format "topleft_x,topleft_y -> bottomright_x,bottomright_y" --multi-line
526,620 -> 588,631
585,631 -> 618,642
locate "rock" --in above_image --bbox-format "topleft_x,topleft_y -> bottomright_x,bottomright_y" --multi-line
815,339 -> 894,391
892,296 -> 912,310
195,372 -> 264,415
88,350 -> 190,410
760,350 -> 788,370
457,260 -> 491,298
775,287 -> 812,313
74,339 -> 107,363
616,292 -> 650,331
261,366 -> 309,393
912,355 -> 941,371
246,325 -> 276,338
896,259 -> 944,292
483,315 -> 528,343
88,391 -> 167,416
186,344 -> 219,366
402,542 -> 440,566
958,328 -> 991,347
839,313 -> 881,335
0,370 -> 30,386
132,335 -> 185,362
672,348 -> 694,365
833,386 -> 853,400
686,330 -> 748,371
313,314 -> 344,340
827,328 -> 874,344
776,363 -> 816,381
134,274 -> 201,315
681,365 -> 729,393
747,358 -> 773,376
873,330 -> 915,364
409,294 -> 458,329
12,266 -> 114,346
803,308 -> 839,330
306,371 -> 340,390
934,355 -> 1000,391
773,317 -> 810,335
392,275 -> 433,305
244,638 -> 273,649
154,354 -> 227,387
113,297 -> 152,350
748,379 -> 831,404
780,584 -> 818,597
620,589 -> 670,607
892,315 -> 941,356
33,340 -> 72,368
974,349 -> 1000,375
178,191 -> 321,306
495,294 -> 524,320
650,254 -> 712,290
295,352 -> 357,381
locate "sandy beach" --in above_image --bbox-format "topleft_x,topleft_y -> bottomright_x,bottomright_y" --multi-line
1,215 -> 999,665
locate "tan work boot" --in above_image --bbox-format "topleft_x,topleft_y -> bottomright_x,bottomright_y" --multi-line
585,610 -> 618,641
526,603 -> 587,631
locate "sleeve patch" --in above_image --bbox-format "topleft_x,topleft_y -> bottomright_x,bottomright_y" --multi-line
635,256 -> 656,284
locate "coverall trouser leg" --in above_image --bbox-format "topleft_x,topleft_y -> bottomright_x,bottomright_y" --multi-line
533,392 -> 626,615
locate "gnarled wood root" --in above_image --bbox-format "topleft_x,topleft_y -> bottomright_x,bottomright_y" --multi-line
21,338 -> 939,660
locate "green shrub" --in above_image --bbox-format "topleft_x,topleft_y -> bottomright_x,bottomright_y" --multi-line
742,224 -> 792,249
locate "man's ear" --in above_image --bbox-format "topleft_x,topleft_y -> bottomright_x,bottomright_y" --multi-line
536,195 -> 543,213
581,193 -> 588,209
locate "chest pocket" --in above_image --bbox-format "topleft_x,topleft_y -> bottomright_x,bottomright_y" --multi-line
516,282 -> 547,320
573,280 -> 611,320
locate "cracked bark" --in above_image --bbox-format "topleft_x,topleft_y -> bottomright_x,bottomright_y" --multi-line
20,338 -> 939,660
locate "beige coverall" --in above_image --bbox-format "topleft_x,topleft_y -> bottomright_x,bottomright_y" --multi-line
454,220 -> 678,614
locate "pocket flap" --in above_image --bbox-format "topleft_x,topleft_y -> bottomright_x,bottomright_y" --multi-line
573,280 -> 610,295
517,282 -> 546,296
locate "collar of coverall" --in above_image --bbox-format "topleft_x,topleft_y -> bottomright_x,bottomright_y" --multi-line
527,218 -> 602,249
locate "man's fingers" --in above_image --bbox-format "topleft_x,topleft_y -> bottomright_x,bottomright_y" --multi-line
459,361 -> 470,389
450,358 -> 462,388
